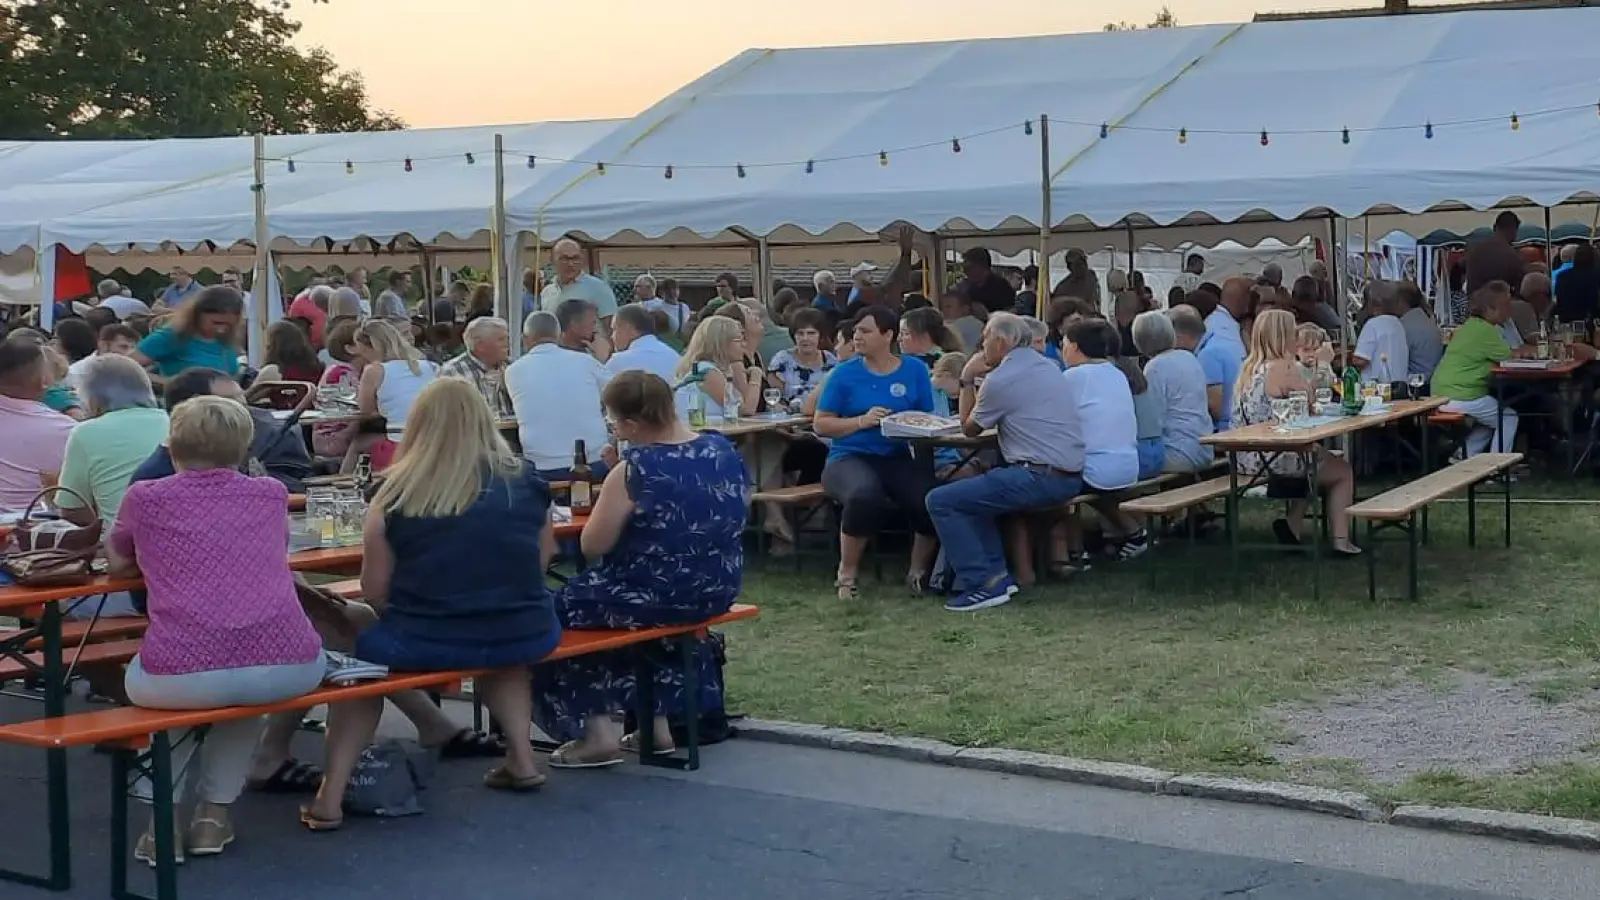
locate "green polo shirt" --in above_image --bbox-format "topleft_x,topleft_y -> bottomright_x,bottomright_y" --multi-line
1430,317 -> 1510,402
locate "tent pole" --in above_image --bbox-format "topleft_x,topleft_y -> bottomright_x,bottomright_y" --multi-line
250,134 -> 269,367
1125,222 -> 1136,282
493,133 -> 509,321
1036,113 -> 1050,319
1543,206 -> 1552,273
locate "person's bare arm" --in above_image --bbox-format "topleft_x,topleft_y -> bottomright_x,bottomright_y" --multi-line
814,406 -> 889,438
356,363 -> 385,418
579,462 -> 635,559
879,224 -> 917,306
1206,385 -> 1224,420
359,505 -> 393,608
540,508 -> 558,570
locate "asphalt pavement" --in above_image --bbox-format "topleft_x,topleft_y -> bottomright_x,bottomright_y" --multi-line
1,698 -> 1597,900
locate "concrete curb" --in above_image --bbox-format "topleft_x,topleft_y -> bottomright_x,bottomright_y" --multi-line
734,719 -> 1599,848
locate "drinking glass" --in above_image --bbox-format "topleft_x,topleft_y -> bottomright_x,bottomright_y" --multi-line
306,487 -> 337,548
1287,390 -> 1309,423
1269,397 -> 1294,431
1313,386 -> 1333,413
763,387 -> 782,415
1407,373 -> 1426,399
334,487 -> 363,547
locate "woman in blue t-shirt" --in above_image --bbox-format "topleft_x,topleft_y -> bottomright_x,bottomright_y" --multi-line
134,285 -> 244,383
814,306 -> 939,599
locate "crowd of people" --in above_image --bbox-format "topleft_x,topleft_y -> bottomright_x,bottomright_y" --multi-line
4,215 -> 1600,858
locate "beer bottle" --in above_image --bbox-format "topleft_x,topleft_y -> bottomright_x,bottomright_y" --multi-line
569,440 -> 593,512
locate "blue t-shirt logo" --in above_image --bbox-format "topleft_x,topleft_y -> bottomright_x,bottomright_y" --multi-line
889,383 -> 907,398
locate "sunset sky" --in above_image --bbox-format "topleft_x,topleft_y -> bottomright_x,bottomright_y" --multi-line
293,0 -> 1446,127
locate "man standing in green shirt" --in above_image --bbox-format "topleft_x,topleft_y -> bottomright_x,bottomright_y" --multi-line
1432,281 -> 1527,456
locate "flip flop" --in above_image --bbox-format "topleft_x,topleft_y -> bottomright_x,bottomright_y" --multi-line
247,759 -> 323,794
298,805 -> 343,833
439,728 -> 506,759
619,732 -> 675,756
483,765 -> 547,792
547,741 -> 625,769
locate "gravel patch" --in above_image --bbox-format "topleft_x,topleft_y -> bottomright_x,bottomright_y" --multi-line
1271,670 -> 1600,783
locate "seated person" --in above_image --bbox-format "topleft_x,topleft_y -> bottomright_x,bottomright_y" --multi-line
0,338 -> 76,512
254,319 -> 325,385
1294,324 -> 1337,392
1353,282 -> 1409,384
1132,311 -> 1214,473
814,307 -> 940,599
107,396 -> 325,861
926,313 -> 1082,611
307,378 -> 561,829
1232,310 -> 1359,554
507,311 -> 611,481
440,316 -> 515,419
131,366 -> 312,492
533,371 -> 748,767
348,319 -> 439,473
1431,281 -> 1531,457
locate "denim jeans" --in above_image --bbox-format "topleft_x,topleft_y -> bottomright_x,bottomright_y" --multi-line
925,466 -> 1082,592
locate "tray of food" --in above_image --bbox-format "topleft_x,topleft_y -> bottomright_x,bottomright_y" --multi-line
880,411 -> 963,438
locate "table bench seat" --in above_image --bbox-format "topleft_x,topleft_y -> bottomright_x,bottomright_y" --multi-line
0,617 -> 149,653
750,484 -> 827,505
1119,476 -> 1233,517
0,638 -> 143,682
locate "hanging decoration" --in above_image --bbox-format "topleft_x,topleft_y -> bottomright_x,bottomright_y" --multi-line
878,150 -> 888,167
464,152 -> 475,164
1177,128 -> 1186,145
1260,129 -> 1269,147
403,157 -> 412,172
1425,121 -> 1434,139
527,155 -> 536,168
344,160 -> 353,175
736,163 -> 746,178
951,137 -> 961,153
664,165 -> 673,179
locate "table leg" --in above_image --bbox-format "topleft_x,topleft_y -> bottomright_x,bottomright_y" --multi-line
42,601 -> 71,891
1227,455 -> 1240,593
1307,452 -> 1322,603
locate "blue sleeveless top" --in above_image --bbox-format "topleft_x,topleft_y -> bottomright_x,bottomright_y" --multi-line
382,467 -> 558,646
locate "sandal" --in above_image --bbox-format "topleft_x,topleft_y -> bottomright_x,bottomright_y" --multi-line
834,576 -> 859,600
483,765 -> 548,792
547,740 -> 626,769
439,728 -> 506,759
247,759 -> 323,794
298,805 -> 343,833
620,732 -> 675,756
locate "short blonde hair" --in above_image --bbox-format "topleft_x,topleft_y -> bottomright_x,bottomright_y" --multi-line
169,395 -> 254,470
932,352 -> 967,381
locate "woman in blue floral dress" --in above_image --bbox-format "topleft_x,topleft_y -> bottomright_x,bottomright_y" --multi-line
535,370 -> 749,768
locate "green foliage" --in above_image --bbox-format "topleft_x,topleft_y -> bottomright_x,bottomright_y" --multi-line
1104,5 -> 1179,31
0,0 -> 401,139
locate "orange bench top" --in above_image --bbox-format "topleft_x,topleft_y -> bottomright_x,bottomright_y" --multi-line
0,637 -> 144,680
0,616 -> 149,651
0,604 -> 759,749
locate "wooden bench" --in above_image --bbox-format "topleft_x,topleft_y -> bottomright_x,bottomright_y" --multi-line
0,603 -> 759,900
0,638 -> 143,682
1346,452 -> 1521,602
750,484 -> 830,572
1118,475 -> 1233,518
2,616 -> 149,653
1424,410 -> 1473,464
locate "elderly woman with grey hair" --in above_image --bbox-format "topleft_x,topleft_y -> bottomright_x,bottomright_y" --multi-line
55,354 -> 170,618
328,285 -> 366,321
1132,310 -> 1214,473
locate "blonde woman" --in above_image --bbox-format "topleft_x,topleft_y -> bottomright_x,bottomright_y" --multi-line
347,319 -> 438,472
109,396 -> 324,859
131,285 -> 244,383
673,316 -> 759,419
1232,309 -> 1359,554
305,379 -> 561,830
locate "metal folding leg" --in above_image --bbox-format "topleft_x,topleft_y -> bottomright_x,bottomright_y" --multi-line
635,636 -> 702,772
0,602 -> 72,893
111,732 -> 182,900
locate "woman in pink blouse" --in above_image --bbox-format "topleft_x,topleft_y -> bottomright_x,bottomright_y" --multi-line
108,395 -> 325,864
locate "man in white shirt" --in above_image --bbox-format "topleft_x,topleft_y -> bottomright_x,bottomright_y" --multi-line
95,279 -> 151,320
1353,281 -> 1410,384
605,304 -> 680,386
540,237 -> 618,327
1172,253 -> 1205,296
66,324 -> 139,393
507,311 -> 612,481
642,277 -> 692,339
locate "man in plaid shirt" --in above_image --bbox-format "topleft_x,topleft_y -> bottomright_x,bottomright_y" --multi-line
440,316 -> 514,419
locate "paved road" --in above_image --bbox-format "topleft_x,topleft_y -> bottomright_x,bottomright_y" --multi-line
1,702 -> 1597,900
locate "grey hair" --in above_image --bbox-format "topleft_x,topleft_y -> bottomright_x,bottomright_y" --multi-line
463,316 -> 508,345
983,311 -> 1032,350
1131,309 -> 1177,356
523,310 -> 561,341
309,285 -> 335,308
1106,269 -> 1129,293
80,354 -> 156,417
1167,304 -> 1206,340
812,270 -> 836,291
634,273 -> 656,291
1021,315 -> 1048,343
329,286 -> 364,318
1263,262 -> 1284,286
97,278 -> 121,299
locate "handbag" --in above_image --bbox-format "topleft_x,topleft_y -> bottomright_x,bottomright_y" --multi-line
2,486 -> 102,587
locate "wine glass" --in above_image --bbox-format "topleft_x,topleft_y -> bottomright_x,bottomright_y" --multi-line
1407,372 -> 1426,399
763,387 -> 782,415
1287,390 -> 1309,423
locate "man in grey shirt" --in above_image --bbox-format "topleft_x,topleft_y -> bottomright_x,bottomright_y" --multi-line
926,312 -> 1084,612
1397,281 -> 1444,379
374,270 -> 412,322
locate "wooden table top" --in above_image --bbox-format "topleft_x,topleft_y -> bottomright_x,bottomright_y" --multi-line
693,414 -> 812,437
1202,397 -> 1447,452
1492,359 -> 1588,379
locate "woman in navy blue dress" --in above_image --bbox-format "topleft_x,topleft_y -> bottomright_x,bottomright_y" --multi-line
534,371 -> 748,768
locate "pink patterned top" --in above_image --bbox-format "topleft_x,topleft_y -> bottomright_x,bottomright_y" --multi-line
110,468 -> 322,676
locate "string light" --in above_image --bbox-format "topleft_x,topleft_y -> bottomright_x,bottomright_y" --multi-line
1099,123 -> 1109,139
1510,113 -> 1520,131
403,157 -> 412,172
344,160 -> 353,175
878,150 -> 888,166
1424,121 -> 1434,139
464,152 -> 475,164
664,165 -> 673,179
736,163 -> 746,178
526,155 -> 536,169
286,159 -> 296,173
596,161 -> 606,174
1342,127 -> 1350,145
1260,129 -> 1269,147
805,159 -> 814,174
1024,119 -> 1034,136
1177,128 -> 1187,145
951,137 -> 961,153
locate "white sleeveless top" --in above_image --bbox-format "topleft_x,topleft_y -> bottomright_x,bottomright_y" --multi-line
377,358 -> 438,435
673,360 -> 731,421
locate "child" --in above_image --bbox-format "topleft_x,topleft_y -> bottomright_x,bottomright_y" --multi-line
1295,323 -> 1337,392
929,353 -> 985,481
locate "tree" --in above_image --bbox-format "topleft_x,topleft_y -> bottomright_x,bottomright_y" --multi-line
0,0 -> 401,140
1104,5 -> 1179,31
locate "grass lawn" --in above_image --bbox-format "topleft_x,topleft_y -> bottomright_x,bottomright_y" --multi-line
722,486 -> 1600,820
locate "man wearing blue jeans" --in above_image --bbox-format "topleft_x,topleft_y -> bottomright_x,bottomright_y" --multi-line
926,312 -> 1085,611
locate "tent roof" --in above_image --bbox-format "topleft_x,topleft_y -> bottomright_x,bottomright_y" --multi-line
520,5 -> 1600,243
10,121 -> 620,254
